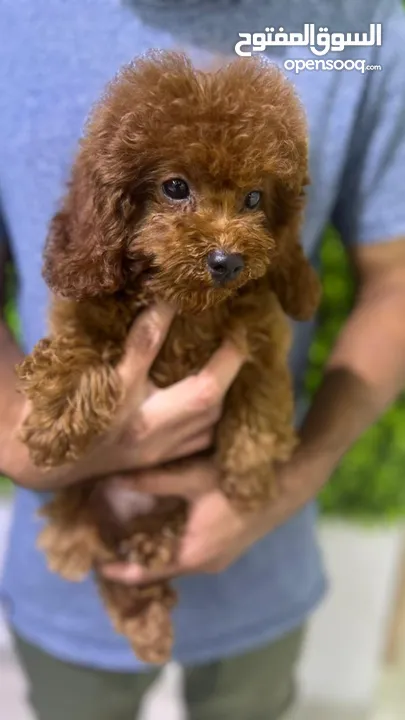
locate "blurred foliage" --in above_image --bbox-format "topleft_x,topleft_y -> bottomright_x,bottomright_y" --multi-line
4,262 -> 19,337
308,229 -> 405,522
2,230 -> 405,521
0,264 -> 18,492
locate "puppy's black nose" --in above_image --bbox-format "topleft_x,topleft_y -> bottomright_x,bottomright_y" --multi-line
207,250 -> 245,284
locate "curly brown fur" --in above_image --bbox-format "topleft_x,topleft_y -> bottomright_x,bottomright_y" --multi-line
16,52 -> 321,664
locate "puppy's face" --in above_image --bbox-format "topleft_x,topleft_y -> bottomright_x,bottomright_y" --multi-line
43,52 -> 310,312
132,166 -> 279,311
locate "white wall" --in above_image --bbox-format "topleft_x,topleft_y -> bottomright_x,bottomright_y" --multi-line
298,522 -> 404,709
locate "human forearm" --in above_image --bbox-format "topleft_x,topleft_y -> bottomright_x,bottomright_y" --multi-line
266,272 -> 405,529
298,277 -> 405,475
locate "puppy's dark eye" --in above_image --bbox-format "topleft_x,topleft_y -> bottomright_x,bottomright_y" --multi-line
162,178 -> 190,201
244,190 -> 262,209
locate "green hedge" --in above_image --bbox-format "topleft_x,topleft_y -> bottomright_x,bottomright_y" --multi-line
0,265 -> 18,493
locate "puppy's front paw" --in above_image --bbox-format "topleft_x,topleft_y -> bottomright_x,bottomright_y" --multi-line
19,419 -> 71,469
221,428 -> 278,476
17,337 -> 124,467
220,464 -> 277,514
218,424 -> 297,512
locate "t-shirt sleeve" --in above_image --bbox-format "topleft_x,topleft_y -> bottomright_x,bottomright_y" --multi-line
332,0 -> 405,246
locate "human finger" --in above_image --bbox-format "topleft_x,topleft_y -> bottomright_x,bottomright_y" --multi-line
100,560 -> 184,585
137,375 -> 222,435
137,338 -> 243,430
165,429 -> 215,462
126,457 -> 218,500
197,338 -> 246,398
117,303 -> 175,388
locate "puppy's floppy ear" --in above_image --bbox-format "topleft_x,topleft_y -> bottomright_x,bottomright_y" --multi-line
266,176 -> 322,321
42,153 -> 129,300
42,51 -> 184,300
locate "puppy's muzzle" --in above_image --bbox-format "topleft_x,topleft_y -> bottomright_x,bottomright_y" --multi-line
207,250 -> 244,285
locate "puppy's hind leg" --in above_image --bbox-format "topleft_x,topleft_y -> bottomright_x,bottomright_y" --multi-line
38,485 -> 113,582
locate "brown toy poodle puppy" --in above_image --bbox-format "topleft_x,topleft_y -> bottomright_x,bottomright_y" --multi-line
16,51 -> 321,664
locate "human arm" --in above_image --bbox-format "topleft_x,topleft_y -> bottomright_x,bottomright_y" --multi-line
0,321 -> 245,492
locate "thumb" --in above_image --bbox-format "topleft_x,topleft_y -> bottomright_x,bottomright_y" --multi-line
118,303 -> 175,388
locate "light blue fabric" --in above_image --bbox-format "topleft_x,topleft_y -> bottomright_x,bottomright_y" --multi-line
1,0 -> 405,671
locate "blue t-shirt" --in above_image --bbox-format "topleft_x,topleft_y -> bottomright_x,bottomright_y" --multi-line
1,0 -> 405,670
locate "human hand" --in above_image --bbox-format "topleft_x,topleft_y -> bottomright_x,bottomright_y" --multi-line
11,304 -> 246,489
100,458 -> 287,584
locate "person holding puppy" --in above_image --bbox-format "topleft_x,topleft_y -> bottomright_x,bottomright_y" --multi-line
1,0 -> 405,718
